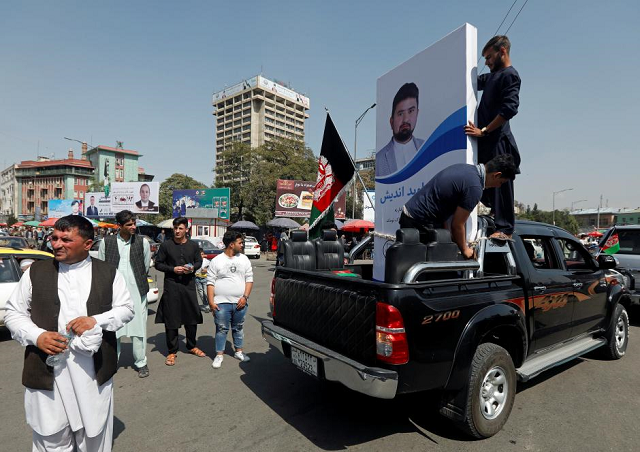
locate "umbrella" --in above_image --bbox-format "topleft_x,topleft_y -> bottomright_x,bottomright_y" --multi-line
98,222 -> 118,229
156,219 -> 174,228
267,218 -> 300,229
587,230 -> 603,237
11,222 -> 24,227
24,220 -> 41,227
230,220 -> 260,231
39,218 -> 58,227
341,219 -> 374,232
136,219 -> 152,226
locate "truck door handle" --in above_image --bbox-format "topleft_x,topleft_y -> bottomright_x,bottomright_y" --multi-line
533,286 -> 547,292
573,282 -> 583,289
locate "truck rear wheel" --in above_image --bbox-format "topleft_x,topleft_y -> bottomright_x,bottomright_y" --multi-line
459,343 -> 516,439
602,303 -> 629,360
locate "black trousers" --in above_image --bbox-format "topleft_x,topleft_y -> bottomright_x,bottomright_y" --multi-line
479,136 -> 520,235
166,325 -> 197,354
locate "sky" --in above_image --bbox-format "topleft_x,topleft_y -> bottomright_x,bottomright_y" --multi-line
0,0 -> 638,211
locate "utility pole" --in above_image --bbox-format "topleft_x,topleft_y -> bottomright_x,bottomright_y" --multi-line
596,194 -> 603,229
352,103 -> 376,219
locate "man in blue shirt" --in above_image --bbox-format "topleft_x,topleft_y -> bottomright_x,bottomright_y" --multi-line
400,154 -> 518,259
464,35 -> 521,240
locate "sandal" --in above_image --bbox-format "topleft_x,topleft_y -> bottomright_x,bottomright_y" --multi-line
165,353 -> 177,366
188,347 -> 206,358
489,231 -> 512,241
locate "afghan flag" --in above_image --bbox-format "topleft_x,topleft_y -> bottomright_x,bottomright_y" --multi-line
309,114 -> 354,239
601,229 -> 620,255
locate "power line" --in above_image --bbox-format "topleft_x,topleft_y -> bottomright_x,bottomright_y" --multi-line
504,0 -> 530,35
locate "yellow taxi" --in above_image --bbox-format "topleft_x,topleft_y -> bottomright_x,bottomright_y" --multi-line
0,247 -> 54,328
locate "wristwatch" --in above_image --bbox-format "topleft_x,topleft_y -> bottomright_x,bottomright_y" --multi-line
481,127 -> 488,136
242,295 -> 250,300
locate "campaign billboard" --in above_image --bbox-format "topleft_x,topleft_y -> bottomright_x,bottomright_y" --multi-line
363,190 -> 375,223
172,188 -> 230,220
84,192 -> 113,218
373,24 -> 478,280
111,182 -> 160,214
275,179 -> 346,219
48,199 -> 83,218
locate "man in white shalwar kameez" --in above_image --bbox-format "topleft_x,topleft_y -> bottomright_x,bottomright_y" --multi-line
5,215 -> 134,452
98,210 -> 151,378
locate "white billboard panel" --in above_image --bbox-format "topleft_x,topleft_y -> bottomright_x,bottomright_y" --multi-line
363,190 -> 375,223
111,182 -> 160,214
85,192 -> 113,218
373,24 -> 478,281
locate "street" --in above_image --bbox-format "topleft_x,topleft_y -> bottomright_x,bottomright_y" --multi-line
1,259 -> 639,451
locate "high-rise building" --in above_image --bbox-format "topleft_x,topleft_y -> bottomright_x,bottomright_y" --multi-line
212,75 -> 310,184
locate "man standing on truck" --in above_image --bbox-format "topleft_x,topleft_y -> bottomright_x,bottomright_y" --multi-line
399,154 -> 518,259
464,35 -> 521,240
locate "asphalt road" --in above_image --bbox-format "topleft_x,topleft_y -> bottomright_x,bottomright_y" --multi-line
2,258 -> 640,451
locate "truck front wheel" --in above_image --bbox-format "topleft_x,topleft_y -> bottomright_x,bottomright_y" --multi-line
459,343 -> 516,439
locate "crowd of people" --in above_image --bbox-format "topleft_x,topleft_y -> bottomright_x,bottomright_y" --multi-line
5,213 -> 254,451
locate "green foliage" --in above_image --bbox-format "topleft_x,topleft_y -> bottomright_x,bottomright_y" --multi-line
517,208 -> 579,235
215,138 -> 317,225
7,213 -> 18,226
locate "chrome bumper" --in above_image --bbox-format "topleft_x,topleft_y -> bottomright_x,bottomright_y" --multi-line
262,321 -> 398,399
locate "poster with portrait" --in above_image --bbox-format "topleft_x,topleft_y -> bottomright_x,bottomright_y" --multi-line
48,199 -> 84,218
373,23 -> 478,281
84,192 -> 113,218
171,188 -> 231,220
110,182 -> 160,214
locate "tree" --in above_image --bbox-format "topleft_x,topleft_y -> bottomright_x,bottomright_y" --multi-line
216,138 -> 317,225
153,173 -> 208,222
517,207 -> 579,235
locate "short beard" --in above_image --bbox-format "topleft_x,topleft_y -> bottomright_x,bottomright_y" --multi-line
491,55 -> 505,72
393,128 -> 413,143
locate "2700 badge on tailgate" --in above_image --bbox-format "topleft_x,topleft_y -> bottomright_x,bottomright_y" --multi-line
291,347 -> 318,377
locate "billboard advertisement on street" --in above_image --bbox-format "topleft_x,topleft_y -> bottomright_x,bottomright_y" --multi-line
373,23 -> 478,280
48,199 -> 84,218
363,190 -> 375,223
84,192 -> 113,218
275,179 -> 346,219
172,188 -> 230,220
111,182 -> 160,214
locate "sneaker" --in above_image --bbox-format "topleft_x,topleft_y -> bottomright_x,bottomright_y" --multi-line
136,365 -> 149,378
212,355 -> 224,368
234,351 -> 250,362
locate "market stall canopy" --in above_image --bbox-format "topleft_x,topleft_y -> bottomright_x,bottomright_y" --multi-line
38,218 -> 57,227
136,219 -> 152,226
11,222 -> 24,227
156,219 -> 174,228
98,222 -> 118,229
24,221 -> 41,227
230,220 -> 260,231
341,219 -> 375,232
266,218 -> 300,229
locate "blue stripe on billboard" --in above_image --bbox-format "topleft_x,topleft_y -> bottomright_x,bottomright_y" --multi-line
375,106 -> 467,184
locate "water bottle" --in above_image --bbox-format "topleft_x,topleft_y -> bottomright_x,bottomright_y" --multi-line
45,330 -> 75,367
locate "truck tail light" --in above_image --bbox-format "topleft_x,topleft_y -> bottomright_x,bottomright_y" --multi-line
376,302 -> 409,365
270,277 -> 276,317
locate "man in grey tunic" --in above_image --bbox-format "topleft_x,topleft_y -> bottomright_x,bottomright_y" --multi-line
99,210 -> 150,378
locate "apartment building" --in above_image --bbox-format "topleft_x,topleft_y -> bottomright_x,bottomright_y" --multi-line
1,164 -> 18,216
212,75 -> 310,184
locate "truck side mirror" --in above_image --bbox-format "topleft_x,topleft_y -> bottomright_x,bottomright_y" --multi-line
597,254 -> 616,269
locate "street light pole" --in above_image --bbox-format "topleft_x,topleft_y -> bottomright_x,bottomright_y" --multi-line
552,188 -> 573,225
570,199 -> 587,211
352,103 -> 376,219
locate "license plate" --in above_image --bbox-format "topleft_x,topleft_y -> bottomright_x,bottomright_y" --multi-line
291,347 -> 318,377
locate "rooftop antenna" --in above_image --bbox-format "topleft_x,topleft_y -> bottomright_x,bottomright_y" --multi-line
116,141 -> 124,149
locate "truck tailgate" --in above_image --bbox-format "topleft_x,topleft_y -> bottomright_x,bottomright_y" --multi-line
273,275 -> 377,365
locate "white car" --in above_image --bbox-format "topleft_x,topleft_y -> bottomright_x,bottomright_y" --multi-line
243,236 -> 261,259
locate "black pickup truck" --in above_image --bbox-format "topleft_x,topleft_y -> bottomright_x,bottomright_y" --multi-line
262,218 -> 631,438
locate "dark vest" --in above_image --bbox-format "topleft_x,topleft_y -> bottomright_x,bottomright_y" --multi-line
23,258 -> 118,391
103,234 -> 149,296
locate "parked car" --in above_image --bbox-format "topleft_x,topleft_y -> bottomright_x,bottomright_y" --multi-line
0,236 -> 29,249
263,218 -> 630,438
192,237 -> 224,260
243,236 -> 261,259
600,225 -> 640,305
0,247 -> 54,328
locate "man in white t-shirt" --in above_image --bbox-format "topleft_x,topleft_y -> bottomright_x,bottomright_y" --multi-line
207,231 -> 253,369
